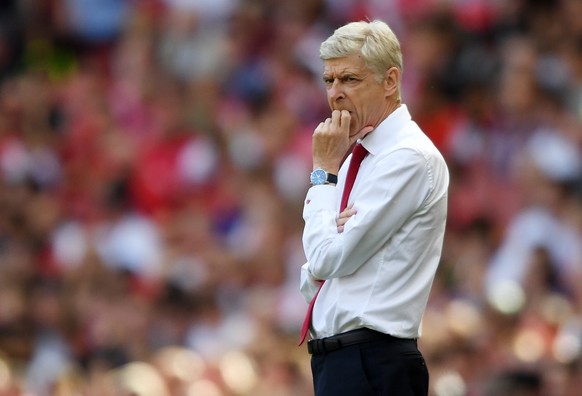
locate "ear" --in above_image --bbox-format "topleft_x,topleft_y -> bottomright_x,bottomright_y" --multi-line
384,67 -> 399,97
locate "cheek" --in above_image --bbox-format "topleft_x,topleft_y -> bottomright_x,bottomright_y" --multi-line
348,113 -> 362,135
353,101 -> 369,122
326,95 -> 334,110
357,93 -> 382,117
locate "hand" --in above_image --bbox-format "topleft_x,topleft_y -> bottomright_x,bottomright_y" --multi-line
312,110 -> 351,174
312,110 -> 374,173
336,204 -> 356,233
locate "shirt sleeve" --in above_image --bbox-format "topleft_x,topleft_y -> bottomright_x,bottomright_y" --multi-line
302,147 -> 432,280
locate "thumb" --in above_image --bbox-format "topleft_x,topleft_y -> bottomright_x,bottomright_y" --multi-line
349,125 -> 374,146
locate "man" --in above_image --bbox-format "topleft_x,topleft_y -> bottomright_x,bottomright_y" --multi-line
300,20 -> 449,395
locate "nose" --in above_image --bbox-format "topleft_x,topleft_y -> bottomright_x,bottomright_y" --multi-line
328,80 -> 345,102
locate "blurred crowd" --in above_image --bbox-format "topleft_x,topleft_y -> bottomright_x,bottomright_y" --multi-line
0,0 -> 581,395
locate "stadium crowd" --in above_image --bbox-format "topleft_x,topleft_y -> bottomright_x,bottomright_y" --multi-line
0,0 -> 581,395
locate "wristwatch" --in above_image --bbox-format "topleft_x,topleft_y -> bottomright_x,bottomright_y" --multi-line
310,168 -> 338,186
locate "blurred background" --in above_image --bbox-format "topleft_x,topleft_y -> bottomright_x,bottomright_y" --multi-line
0,0 -> 581,395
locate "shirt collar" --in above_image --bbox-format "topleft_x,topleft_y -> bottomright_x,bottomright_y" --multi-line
359,104 -> 412,156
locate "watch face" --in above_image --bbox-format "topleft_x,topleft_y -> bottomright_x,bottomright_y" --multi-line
310,169 -> 327,185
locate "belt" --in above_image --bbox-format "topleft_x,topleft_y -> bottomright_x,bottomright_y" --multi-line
307,328 -> 414,355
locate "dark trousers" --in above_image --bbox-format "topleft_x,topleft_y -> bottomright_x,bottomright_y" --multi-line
310,333 -> 428,396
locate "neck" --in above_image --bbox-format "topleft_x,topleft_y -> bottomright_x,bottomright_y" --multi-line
374,100 -> 401,130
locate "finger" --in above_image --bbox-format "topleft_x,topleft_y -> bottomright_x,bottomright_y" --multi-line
336,209 -> 356,228
315,119 -> 331,136
331,110 -> 341,129
323,118 -> 333,131
341,207 -> 357,217
340,110 -> 351,131
349,125 -> 374,146
360,125 -> 374,135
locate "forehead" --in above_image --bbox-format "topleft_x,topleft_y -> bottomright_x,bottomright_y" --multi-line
323,53 -> 369,76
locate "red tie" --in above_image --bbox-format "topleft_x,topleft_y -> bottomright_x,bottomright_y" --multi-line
298,143 -> 369,345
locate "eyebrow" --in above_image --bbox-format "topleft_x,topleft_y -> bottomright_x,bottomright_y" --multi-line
322,71 -> 365,81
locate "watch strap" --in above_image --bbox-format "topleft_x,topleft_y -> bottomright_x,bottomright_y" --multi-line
326,173 -> 338,184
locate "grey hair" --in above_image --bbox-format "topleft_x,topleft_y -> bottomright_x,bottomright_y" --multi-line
320,20 -> 403,99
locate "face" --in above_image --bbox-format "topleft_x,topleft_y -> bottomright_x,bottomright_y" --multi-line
323,53 -> 398,137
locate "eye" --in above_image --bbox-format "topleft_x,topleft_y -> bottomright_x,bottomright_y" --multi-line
323,77 -> 334,86
342,76 -> 359,84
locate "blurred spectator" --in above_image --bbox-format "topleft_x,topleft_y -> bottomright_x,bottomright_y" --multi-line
483,369 -> 543,396
485,130 -> 582,312
59,0 -> 130,44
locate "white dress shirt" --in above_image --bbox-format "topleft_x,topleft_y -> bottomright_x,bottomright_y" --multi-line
300,105 -> 449,339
